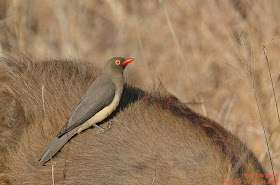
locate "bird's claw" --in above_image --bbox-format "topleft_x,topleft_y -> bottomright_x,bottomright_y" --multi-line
95,122 -> 112,134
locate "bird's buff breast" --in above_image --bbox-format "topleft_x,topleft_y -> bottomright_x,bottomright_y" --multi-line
77,90 -> 122,133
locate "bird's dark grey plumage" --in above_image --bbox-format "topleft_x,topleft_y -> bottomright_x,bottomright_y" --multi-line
38,57 -> 134,165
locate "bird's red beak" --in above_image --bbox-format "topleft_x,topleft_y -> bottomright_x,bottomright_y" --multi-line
122,58 -> 134,66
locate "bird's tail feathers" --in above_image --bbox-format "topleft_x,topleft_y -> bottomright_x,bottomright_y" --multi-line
38,127 -> 78,165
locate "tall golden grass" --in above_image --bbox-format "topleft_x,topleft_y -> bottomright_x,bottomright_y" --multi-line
0,0 -> 279,177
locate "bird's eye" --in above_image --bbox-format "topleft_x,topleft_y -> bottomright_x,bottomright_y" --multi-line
115,60 -> 121,65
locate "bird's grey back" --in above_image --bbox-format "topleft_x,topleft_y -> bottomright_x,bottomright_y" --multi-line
58,74 -> 116,137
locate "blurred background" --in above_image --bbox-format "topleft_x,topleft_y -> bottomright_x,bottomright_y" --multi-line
0,0 -> 279,176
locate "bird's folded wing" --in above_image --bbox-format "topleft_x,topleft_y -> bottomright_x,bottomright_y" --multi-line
57,76 -> 116,137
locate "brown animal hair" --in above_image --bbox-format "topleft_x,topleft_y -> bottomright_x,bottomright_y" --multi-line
0,53 -> 269,184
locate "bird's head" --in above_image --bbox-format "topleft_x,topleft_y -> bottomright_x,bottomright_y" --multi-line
103,57 -> 134,75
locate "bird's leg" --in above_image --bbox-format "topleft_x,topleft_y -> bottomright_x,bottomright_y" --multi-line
95,121 -> 113,134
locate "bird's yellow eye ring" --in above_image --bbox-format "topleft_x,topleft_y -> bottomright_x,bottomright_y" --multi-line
115,60 -> 121,65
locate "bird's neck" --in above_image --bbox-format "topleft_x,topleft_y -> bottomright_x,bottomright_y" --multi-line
103,70 -> 124,89
112,74 -> 124,90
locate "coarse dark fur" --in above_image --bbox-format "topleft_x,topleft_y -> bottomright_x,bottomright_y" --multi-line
0,53 -> 269,184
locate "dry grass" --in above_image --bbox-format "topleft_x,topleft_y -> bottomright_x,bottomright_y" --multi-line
0,0 -> 279,179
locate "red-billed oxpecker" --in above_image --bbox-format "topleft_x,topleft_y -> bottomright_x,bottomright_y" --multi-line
38,57 -> 134,165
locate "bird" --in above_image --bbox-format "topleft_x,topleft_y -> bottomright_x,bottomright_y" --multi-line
38,57 -> 134,165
